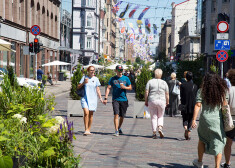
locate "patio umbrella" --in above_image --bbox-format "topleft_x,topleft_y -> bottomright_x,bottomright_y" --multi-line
0,39 -> 15,52
106,63 -> 131,70
42,60 -> 70,66
83,64 -> 104,69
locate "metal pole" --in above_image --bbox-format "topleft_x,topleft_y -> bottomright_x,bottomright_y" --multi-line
35,53 -> 37,80
221,62 -> 223,78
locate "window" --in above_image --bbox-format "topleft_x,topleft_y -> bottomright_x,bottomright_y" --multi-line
87,37 -> 92,49
87,14 -> 92,27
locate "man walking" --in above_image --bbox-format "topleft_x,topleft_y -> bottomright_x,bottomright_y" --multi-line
37,66 -> 44,81
103,65 -> 132,136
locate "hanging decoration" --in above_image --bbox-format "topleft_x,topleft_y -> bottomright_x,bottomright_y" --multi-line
138,6 -> 150,21
129,5 -> 140,18
121,27 -> 125,34
112,1 -> 123,14
119,3 -> 131,18
153,24 -> 158,34
145,19 -> 151,34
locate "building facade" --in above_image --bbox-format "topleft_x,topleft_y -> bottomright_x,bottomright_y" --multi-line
0,0 -> 61,78
72,0 -> 100,65
202,0 -> 235,72
178,18 -> 200,60
170,0 -> 197,57
158,19 -> 172,58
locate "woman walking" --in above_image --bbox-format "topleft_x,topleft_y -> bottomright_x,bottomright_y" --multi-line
167,72 -> 181,117
77,66 -> 103,135
192,73 -> 228,168
222,69 -> 235,168
180,72 -> 197,140
145,69 -> 169,139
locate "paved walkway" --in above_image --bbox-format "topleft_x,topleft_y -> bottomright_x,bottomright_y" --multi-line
50,82 -> 235,168
44,80 -> 71,96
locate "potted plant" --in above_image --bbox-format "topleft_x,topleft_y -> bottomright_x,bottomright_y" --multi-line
134,66 -> 152,118
42,75 -> 47,86
68,64 -> 84,117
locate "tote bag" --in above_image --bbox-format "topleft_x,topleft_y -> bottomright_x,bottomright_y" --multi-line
76,85 -> 85,97
172,80 -> 180,96
222,104 -> 234,132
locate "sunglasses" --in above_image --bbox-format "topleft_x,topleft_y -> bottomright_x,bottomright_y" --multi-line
89,70 -> 95,72
117,69 -> 123,72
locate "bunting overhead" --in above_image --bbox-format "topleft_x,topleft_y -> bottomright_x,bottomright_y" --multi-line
153,24 -> 158,34
129,5 -> 140,18
119,3 -> 131,18
145,19 -> 151,34
138,6 -> 150,20
112,1 -> 123,14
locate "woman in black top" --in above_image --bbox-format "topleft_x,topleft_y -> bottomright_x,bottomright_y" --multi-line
167,72 -> 181,117
180,72 -> 197,140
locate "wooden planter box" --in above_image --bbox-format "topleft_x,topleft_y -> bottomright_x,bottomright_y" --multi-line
67,100 -> 83,117
133,100 -> 145,118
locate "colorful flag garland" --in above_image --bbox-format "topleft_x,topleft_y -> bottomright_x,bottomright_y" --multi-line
119,3 -> 131,18
129,5 -> 140,18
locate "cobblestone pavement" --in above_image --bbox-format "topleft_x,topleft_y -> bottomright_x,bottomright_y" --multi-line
52,83 -> 235,168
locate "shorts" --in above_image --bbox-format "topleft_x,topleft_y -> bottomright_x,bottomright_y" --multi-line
112,100 -> 128,117
225,121 -> 235,139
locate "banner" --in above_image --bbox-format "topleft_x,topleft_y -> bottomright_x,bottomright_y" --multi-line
129,5 -> 140,18
145,19 -> 151,34
138,7 -> 150,20
119,3 -> 131,18
153,24 -> 157,34
112,1 -> 123,14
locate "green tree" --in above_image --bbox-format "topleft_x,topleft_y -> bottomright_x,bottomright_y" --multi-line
135,67 -> 152,101
70,64 -> 83,100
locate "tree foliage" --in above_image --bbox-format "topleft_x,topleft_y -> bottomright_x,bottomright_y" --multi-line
135,67 -> 152,101
70,64 -> 83,100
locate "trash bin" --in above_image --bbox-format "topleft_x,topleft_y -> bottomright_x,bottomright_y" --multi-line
59,72 -> 64,81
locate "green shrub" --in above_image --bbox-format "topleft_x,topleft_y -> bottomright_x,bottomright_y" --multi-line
135,67 -> 152,101
70,64 -> 83,100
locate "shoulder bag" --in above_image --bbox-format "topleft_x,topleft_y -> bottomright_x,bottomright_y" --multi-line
172,80 -> 180,96
76,76 -> 85,97
222,99 -> 234,132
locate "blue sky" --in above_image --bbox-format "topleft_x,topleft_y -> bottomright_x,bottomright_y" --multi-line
61,0 -> 72,13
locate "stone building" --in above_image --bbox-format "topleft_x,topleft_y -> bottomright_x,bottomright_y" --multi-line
0,0 -> 61,78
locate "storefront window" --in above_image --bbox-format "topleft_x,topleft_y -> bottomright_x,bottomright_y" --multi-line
2,51 -> 7,69
11,42 -> 16,72
41,50 -> 45,72
20,46 -> 24,77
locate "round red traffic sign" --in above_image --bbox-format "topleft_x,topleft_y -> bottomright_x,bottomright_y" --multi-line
216,50 -> 228,62
30,25 -> 41,36
217,21 -> 229,33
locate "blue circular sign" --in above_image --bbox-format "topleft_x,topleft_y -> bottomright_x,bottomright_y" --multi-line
216,50 -> 228,62
30,25 -> 41,36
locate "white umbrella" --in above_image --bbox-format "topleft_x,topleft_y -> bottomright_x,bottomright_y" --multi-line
149,63 -> 156,70
106,63 -> 130,70
0,39 -> 15,52
83,64 -> 104,69
42,60 -> 70,66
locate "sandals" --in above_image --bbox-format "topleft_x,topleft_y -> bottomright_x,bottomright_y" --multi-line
83,131 -> 92,136
184,130 -> 189,140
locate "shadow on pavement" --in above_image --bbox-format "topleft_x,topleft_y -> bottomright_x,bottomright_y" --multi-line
148,162 -> 209,168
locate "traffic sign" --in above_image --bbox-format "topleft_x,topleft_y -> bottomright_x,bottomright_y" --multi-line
214,40 -> 230,50
216,50 -> 228,62
217,33 -> 229,39
217,21 -> 229,33
30,25 -> 41,36
228,50 -> 235,57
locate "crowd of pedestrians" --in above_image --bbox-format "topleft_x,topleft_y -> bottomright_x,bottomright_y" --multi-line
76,64 -> 235,168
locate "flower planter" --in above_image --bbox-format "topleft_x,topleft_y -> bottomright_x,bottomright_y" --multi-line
67,100 -> 83,117
133,100 -> 145,118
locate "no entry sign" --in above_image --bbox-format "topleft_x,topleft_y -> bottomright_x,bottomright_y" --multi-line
217,21 -> 229,33
30,25 -> 41,36
216,50 -> 228,62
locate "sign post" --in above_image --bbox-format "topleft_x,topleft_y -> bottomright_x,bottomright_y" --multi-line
30,25 -> 41,80
216,21 -> 229,78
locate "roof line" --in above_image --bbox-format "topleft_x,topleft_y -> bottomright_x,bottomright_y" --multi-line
175,0 -> 190,7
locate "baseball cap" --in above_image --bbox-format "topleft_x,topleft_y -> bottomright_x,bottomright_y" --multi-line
116,65 -> 123,70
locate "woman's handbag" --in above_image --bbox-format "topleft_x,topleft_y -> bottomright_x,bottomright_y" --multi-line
178,104 -> 186,111
172,80 -> 180,96
76,85 -> 85,97
222,102 -> 234,132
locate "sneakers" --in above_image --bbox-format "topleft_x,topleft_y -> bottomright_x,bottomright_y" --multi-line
221,163 -> 231,168
152,133 -> 157,139
158,130 -> 164,138
113,130 -> 119,137
192,159 -> 204,168
118,128 -> 123,135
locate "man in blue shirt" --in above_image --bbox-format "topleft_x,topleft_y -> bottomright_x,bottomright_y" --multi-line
103,65 -> 132,136
37,66 -> 44,81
